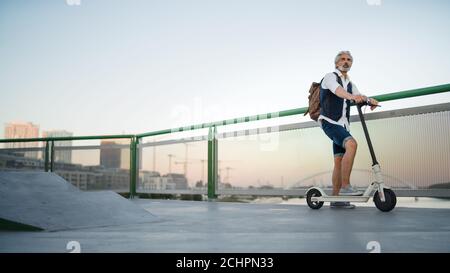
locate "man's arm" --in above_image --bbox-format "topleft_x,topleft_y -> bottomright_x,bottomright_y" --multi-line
351,83 -> 379,110
322,73 -> 365,103
335,86 -> 365,103
336,86 -> 378,109
322,73 -> 378,107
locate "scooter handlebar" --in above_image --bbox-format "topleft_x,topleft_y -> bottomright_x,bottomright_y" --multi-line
350,98 -> 380,107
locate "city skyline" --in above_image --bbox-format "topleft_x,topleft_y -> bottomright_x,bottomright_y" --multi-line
2,107 -> 449,190
3,121 -> 73,139
4,121 -> 41,159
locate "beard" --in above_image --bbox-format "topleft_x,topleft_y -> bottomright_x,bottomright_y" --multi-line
338,63 -> 351,72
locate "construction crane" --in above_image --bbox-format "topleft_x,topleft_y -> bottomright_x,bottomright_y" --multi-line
218,159 -> 239,180
224,166 -> 235,184
146,136 -> 168,172
170,157 -> 241,184
174,160 -> 195,176
172,143 -> 196,177
199,159 -> 206,183
167,154 -> 175,174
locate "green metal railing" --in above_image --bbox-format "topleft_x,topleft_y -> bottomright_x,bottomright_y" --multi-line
1,83 -> 450,199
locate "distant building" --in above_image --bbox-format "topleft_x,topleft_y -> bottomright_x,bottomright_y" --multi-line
99,139 -> 132,170
4,122 -> 40,159
139,171 -> 188,190
100,140 -> 122,169
0,153 -> 44,170
97,168 -> 130,191
42,130 -> 73,164
163,173 -> 188,190
139,170 -> 163,190
57,170 -> 100,191
56,167 -> 129,191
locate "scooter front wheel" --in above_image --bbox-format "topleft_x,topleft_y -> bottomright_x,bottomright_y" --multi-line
306,189 -> 324,209
373,189 -> 397,212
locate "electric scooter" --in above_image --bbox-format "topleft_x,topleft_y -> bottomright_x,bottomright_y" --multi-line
306,100 -> 397,212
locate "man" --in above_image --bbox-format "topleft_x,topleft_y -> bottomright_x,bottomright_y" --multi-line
319,51 -> 378,209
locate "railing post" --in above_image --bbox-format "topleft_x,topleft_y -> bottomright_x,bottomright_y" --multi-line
129,137 -> 138,199
207,126 -> 218,200
44,141 -> 50,172
50,140 -> 55,172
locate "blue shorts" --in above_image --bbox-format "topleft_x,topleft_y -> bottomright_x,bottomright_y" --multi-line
320,119 -> 354,158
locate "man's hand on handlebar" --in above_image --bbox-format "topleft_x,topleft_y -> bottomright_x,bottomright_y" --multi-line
368,97 -> 379,110
351,95 -> 366,104
350,95 -> 380,110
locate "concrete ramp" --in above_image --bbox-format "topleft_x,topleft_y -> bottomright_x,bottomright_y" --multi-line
0,171 -> 158,231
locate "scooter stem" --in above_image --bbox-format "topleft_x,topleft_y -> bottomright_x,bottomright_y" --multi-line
356,104 -> 379,166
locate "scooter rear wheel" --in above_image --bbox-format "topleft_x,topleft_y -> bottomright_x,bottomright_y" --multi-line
306,189 -> 324,209
373,189 -> 397,212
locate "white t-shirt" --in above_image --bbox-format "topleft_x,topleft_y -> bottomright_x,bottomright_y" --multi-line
318,69 -> 363,131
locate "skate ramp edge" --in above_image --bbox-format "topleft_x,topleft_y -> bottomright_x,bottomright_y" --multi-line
0,171 -> 158,231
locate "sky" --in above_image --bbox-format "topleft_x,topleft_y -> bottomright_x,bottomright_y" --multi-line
1,0 -> 450,139
1,0 -> 449,188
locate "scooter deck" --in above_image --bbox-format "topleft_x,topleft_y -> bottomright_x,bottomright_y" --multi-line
312,196 -> 371,202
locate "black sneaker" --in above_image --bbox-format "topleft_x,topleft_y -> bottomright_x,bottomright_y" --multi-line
330,202 -> 356,209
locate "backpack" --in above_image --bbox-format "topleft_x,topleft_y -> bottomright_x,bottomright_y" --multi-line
304,72 -> 341,121
304,80 -> 322,121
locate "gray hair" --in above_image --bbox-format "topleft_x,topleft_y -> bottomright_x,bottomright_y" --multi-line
334,51 -> 353,64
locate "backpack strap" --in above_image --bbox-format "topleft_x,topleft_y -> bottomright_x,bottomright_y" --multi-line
333,72 -> 352,90
333,72 -> 342,86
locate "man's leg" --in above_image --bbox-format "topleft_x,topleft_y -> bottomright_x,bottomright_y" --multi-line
332,156 -> 343,196
341,138 -> 357,188
320,120 -> 359,197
